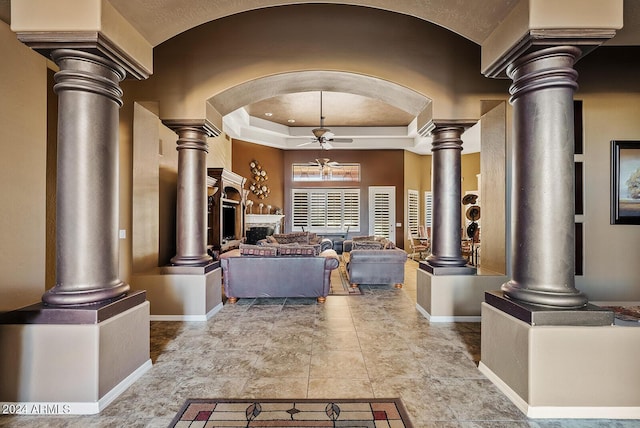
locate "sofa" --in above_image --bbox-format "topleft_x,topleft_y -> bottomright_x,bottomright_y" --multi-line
219,242 -> 340,303
342,236 -> 408,288
258,231 -> 333,252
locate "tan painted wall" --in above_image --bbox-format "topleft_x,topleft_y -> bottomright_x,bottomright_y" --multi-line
135,5 -> 509,123
0,21 -> 47,311
403,151 -> 431,250
480,102 -> 508,275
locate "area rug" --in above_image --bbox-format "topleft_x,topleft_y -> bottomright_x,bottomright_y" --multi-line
329,257 -> 363,296
169,398 -> 414,427
601,305 -> 640,324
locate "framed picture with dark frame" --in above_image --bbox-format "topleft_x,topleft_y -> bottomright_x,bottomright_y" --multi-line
611,140 -> 640,224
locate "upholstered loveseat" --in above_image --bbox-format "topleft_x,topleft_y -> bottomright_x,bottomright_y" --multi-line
219,241 -> 339,303
342,236 -> 408,288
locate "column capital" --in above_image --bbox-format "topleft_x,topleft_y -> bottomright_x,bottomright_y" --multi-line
430,121 -> 477,152
483,28 -> 617,79
11,0 -> 152,79
162,119 -> 222,138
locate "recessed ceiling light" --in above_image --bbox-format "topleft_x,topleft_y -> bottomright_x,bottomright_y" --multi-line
287,119 -> 296,123
264,112 -> 273,117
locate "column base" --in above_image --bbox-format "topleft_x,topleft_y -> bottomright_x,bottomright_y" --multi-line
170,254 -> 213,266
480,302 -> 640,419
42,280 -> 130,306
416,267 -> 506,322
419,260 -> 476,276
0,293 -> 150,415
131,261 -> 222,321
485,290 -> 613,326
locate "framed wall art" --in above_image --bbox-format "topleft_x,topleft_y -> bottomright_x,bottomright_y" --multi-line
611,140 -> 640,224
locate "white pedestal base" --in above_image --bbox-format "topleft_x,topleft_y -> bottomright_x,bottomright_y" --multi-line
480,302 -> 640,419
416,268 -> 506,322
0,301 -> 151,415
132,265 -> 222,321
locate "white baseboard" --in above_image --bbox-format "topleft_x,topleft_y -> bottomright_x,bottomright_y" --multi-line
479,362 -> 640,419
0,359 -> 152,415
99,359 -> 152,412
416,304 -> 481,323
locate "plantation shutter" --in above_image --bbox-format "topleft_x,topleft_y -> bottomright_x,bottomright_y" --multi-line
368,186 -> 395,240
408,189 -> 419,237
343,190 -> 360,229
292,191 -> 309,229
291,189 -> 361,232
309,192 -> 326,228
424,191 -> 433,229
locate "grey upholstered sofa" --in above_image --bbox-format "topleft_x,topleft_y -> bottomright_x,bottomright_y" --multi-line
343,237 -> 408,288
219,246 -> 339,303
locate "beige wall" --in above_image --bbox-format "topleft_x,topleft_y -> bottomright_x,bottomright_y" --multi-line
136,5 -> 509,123
576,92 -> 640,301
403,151 -> 431,249
0,21 -> 47,311
480,102 -> 508,275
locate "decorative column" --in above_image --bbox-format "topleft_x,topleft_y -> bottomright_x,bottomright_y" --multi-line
425,123 -> 476,274
42,49 -> 130,306
501,46 -> 588,308
163,121 -> 215,266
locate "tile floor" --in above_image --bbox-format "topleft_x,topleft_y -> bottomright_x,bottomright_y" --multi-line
1,261 -> 638,427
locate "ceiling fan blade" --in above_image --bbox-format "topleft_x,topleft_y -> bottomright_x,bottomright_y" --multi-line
297,140 -> 316,147
327,161 -> 342,168
323,130 -> 335,140
329,138 -> 353,143
321,141 -> 334,150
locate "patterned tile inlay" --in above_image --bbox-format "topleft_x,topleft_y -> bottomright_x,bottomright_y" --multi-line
169,398 -> 413,427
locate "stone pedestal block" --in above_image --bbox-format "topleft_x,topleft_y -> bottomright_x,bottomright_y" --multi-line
0,297 -> 151,414
416,268 -> 506,322
131,262 -> 222,321
480,303 -> 640,419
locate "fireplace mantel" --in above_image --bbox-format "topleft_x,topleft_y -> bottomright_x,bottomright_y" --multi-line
245,214 -> 284,234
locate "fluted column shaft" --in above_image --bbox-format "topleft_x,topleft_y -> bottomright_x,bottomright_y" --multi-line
501,46 -> 587,308
43,49 -> 130,306
426,125 -> 469,268
167,125 -> 212,266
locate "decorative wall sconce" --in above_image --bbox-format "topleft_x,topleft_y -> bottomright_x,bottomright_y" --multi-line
249,159 -> 270,199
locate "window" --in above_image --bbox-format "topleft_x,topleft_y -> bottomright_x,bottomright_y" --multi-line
292,188 -> 360,232
408,189 -> 419,237
424,191 -> 433,230
292,163 -> 360,182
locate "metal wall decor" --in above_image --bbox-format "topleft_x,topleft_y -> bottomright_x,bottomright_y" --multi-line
249,160 -> 270,199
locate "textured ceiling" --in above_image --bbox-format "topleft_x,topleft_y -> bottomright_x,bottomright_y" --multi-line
245,91 -> 415,127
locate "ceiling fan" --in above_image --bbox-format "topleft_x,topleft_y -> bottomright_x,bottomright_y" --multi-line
310,157 -> 341,168
298,91 -> 353,150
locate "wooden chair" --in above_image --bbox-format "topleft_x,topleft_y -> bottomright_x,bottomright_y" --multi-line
408,231 -> 429,261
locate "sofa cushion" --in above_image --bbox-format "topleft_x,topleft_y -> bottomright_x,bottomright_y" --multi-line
352,235 -> 375,241
278,243 -> 320,256
352,240 -> 384,250
239,243 -> 278,257
273,232 -> 309,244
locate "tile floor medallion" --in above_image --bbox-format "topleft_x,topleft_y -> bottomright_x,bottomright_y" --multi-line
169,398 -> 413,427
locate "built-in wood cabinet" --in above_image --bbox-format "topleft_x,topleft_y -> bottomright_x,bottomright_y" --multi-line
207,168 -> 246,254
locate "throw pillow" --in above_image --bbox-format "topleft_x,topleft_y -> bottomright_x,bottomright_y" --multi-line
278,244 -> 318,256
273,232 -> 309,244
239,243 -> 278,257
352,240 -> 384,250
352,235 -> 376,241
